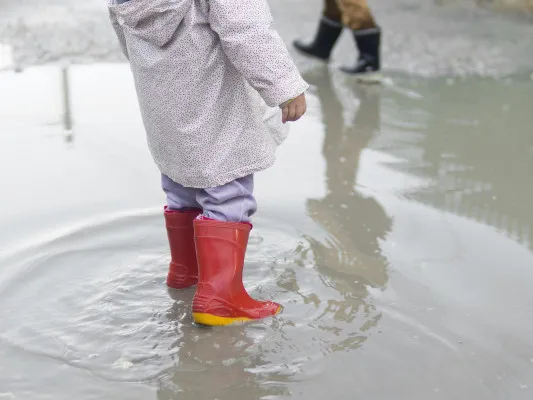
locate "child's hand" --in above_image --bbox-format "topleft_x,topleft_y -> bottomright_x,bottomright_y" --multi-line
281,93 -> 307,124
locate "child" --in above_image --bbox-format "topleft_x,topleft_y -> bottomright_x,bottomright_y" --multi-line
107,0 -> 308,326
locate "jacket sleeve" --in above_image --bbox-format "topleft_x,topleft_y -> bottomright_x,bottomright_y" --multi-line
109,11 -> 129,60
208,0 -> 309,107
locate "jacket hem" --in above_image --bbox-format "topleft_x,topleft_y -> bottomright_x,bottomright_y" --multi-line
157,154 -> 277,189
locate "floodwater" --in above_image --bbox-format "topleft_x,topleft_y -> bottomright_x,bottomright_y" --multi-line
2,1 -> 533,399
1,62 -> 533,399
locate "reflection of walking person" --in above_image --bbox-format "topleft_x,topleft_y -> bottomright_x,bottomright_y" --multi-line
294,0 -> 382,82
305,68 -> 390,328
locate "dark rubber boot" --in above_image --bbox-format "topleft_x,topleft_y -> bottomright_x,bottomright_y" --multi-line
340,27 -> 382,83
293,17 -> 343,61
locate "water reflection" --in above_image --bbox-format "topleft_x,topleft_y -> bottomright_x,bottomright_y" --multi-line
0,42 -> 13,71
303,67 -> 391,347
376,77 -> 533,250
61,66 -> 75,144
156,290 -> 290,400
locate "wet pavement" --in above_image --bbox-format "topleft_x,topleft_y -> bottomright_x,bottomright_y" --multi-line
1,1 -> 533,400
1,0 -> 533,76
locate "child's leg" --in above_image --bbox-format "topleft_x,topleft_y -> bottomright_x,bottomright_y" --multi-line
161,174 -> 201,289
196,175 -> 257,223
162,174 -> 201,211
192,175 -> 281,326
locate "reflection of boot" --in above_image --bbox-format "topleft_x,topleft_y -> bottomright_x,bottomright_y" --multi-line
340,27 -> 382,83
192,220 -> 281,326
164,207 -> 201,289
293,17 -> 343,61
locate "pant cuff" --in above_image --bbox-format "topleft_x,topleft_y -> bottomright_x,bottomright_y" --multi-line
321,16 -> 344,28
353,26 -> 381,36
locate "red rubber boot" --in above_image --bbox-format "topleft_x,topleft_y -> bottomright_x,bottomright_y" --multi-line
164,207 -> 201,289
192,219 -> 282,326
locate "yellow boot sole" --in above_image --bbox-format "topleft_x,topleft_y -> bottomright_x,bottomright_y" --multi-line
193,306 -> 282,327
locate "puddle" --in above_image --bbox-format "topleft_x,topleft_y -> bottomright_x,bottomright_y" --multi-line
0,43 -> 13,71
1,63 -> 533,399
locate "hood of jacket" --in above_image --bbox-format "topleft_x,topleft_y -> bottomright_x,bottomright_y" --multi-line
108,0 -> 193,47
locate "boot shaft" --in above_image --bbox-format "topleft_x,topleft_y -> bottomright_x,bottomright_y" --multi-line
293,17 -> 343,60
193,219 -> 251,288
165,208 -> 201,261
354,27 -> 381,69
164,207 -> 201,288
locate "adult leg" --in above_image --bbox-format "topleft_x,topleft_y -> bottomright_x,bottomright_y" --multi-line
337,0 -> 382,81
292,0 -> 344,61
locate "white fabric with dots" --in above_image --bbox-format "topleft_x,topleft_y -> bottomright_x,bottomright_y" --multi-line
107,0 -> 309,188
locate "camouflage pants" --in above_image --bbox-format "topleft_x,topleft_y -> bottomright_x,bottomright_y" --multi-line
324,0 -> 377,30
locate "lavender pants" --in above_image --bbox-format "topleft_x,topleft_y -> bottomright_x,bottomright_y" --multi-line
161,174 -> 257,223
